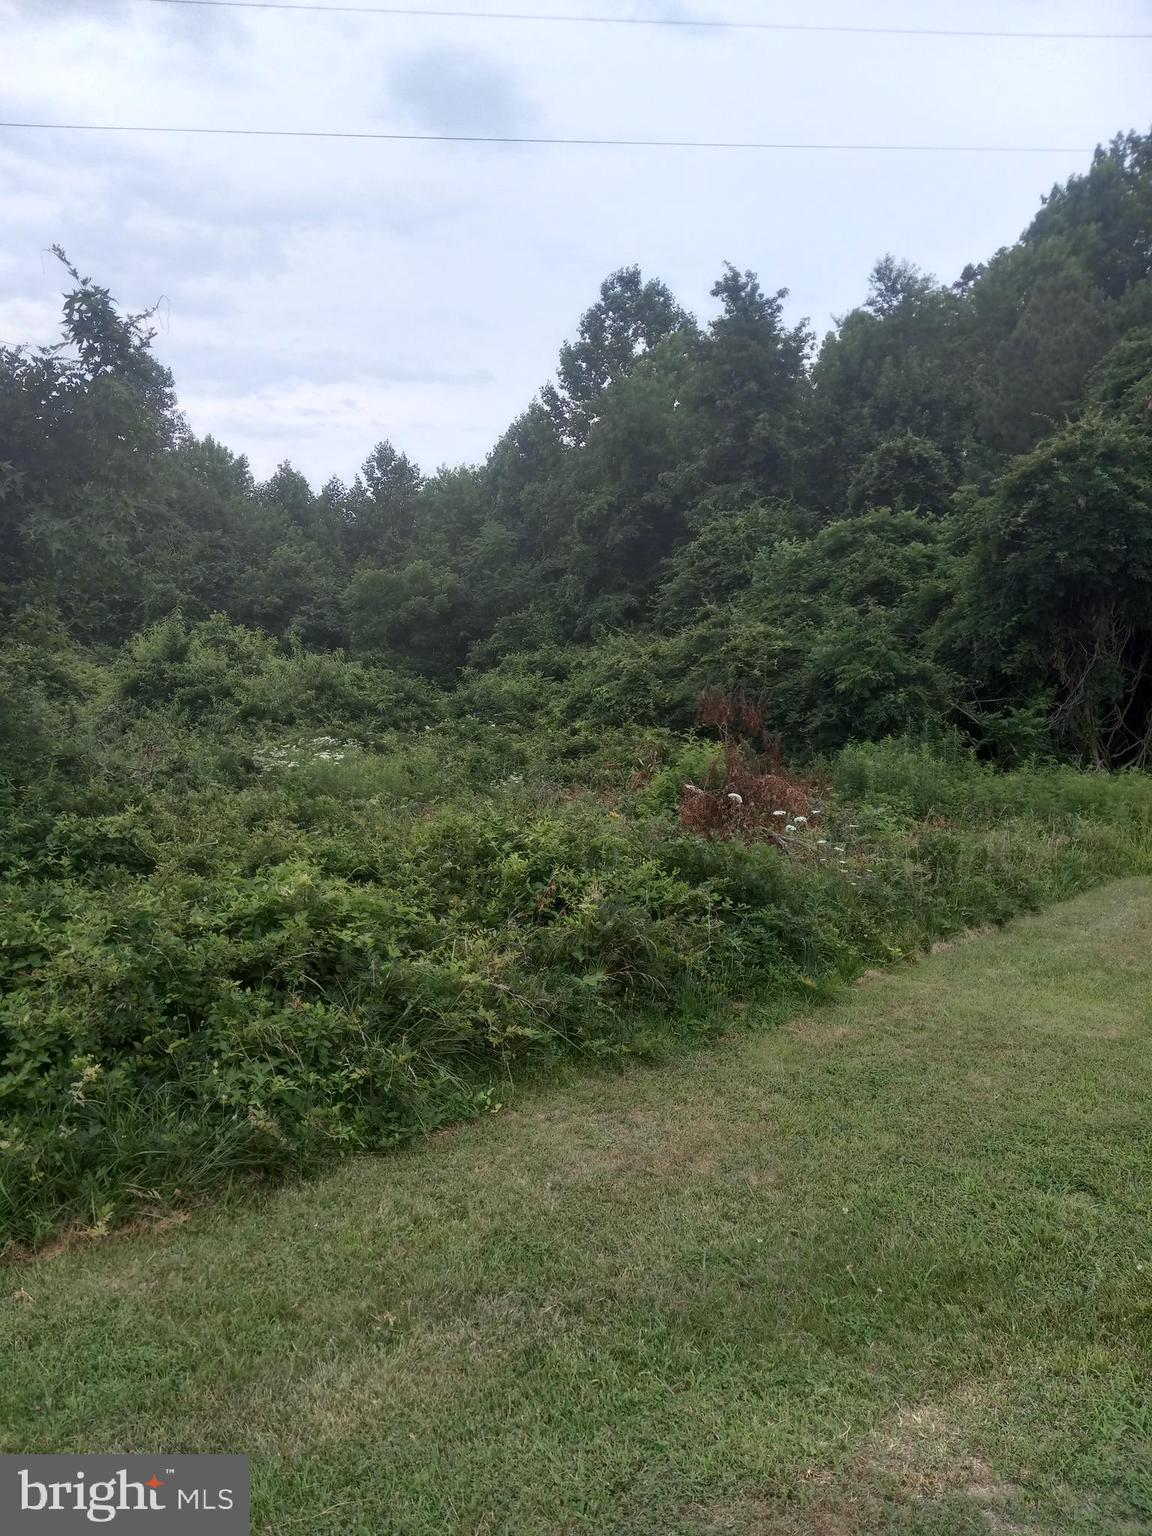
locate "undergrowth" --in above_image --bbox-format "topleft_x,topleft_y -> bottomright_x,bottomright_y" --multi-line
3,630 -> 1152,1252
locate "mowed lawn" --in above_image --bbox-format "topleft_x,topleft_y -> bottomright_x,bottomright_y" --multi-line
3,882 -> 1152,1535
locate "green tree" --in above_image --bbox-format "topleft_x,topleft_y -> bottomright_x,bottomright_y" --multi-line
969,239 -> 1117,455
962,133 -> 1152,459
346,440 -> 424,564
846,432 -> 956,517
1026,130 -> 1152,303
541,266 -> 692,444
964,413 -> 1152,766
560,330 -> 699,616
346,560 -> 468,677
687,263 -> 812,498
807,257 -> 971,512
0,250 -> 178,641
728,508 -> 956,749
653,500 -> 808,629
1083,329 -> 1152,424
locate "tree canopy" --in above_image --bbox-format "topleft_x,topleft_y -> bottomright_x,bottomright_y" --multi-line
4,131 -> 1152,767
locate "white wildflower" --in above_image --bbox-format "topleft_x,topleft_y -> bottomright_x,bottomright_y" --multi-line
794,815 -> 807,826
727,791 -> 743,805
771,809 -> 786,818
785,823 -> 797,833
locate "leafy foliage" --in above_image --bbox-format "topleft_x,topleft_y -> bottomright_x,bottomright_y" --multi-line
965,413 -> 1152,766
4,136 -> 1152,1244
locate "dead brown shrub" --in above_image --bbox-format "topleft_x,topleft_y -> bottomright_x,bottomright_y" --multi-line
679,691 -> 817,842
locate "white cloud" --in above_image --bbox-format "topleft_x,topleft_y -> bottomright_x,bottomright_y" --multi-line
179,374 -> 509,480
0,294 -> 64,348
1,0 -> 1149,484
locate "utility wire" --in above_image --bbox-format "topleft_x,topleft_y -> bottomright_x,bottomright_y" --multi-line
0,122 -> 1095,152
127,0 -> 1152,41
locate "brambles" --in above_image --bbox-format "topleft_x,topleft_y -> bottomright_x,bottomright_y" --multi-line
3,676 -> 1151,1251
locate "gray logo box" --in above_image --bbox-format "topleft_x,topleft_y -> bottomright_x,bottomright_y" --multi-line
0,1455 -> 249,1531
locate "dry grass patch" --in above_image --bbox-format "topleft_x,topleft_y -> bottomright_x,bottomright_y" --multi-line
682,1396 -> 1026,1536
511,1103 -> 765,1184
683,1492 -> 875,1535
863,1395 -> 1018,1502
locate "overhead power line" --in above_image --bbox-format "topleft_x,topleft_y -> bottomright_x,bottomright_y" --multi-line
128,0 -> 1152,41
0,122 -> 1095,153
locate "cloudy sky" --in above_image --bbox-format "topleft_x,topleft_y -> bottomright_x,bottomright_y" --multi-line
1,0 -> 1150,484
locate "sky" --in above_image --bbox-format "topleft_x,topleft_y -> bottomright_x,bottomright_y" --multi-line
1,0 -> 1150,485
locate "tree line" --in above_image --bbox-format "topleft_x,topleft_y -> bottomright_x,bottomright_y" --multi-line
3,130 -> 1152,766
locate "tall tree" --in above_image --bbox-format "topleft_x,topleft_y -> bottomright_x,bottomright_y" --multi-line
345,440 -> 424,564
807,256 -> 971,512
963,413 -> 1152,767
0,249 -> 178,642
541,266 -> 692,444
687,263 -> 812,498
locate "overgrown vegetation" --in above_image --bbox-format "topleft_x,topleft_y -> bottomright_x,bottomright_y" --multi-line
4,647 -> 1151,1250
3,135 -> 1152,1248
6,883 -> 1152,1534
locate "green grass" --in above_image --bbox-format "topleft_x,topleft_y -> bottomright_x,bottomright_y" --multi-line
3,879 -> 1152,1534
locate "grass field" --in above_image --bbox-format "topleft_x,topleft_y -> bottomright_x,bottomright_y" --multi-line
3,879 -> 1151,1534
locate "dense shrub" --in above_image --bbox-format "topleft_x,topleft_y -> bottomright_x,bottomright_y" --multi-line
4,690 -> 1151,1250
112,614 -> 440,738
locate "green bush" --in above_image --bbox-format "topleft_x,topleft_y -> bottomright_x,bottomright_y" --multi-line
4,681 -> 1152,1252
112,613 -> 440,737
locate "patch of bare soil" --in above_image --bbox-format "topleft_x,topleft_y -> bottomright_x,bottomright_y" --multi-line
681,1392 -> 1028,1535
